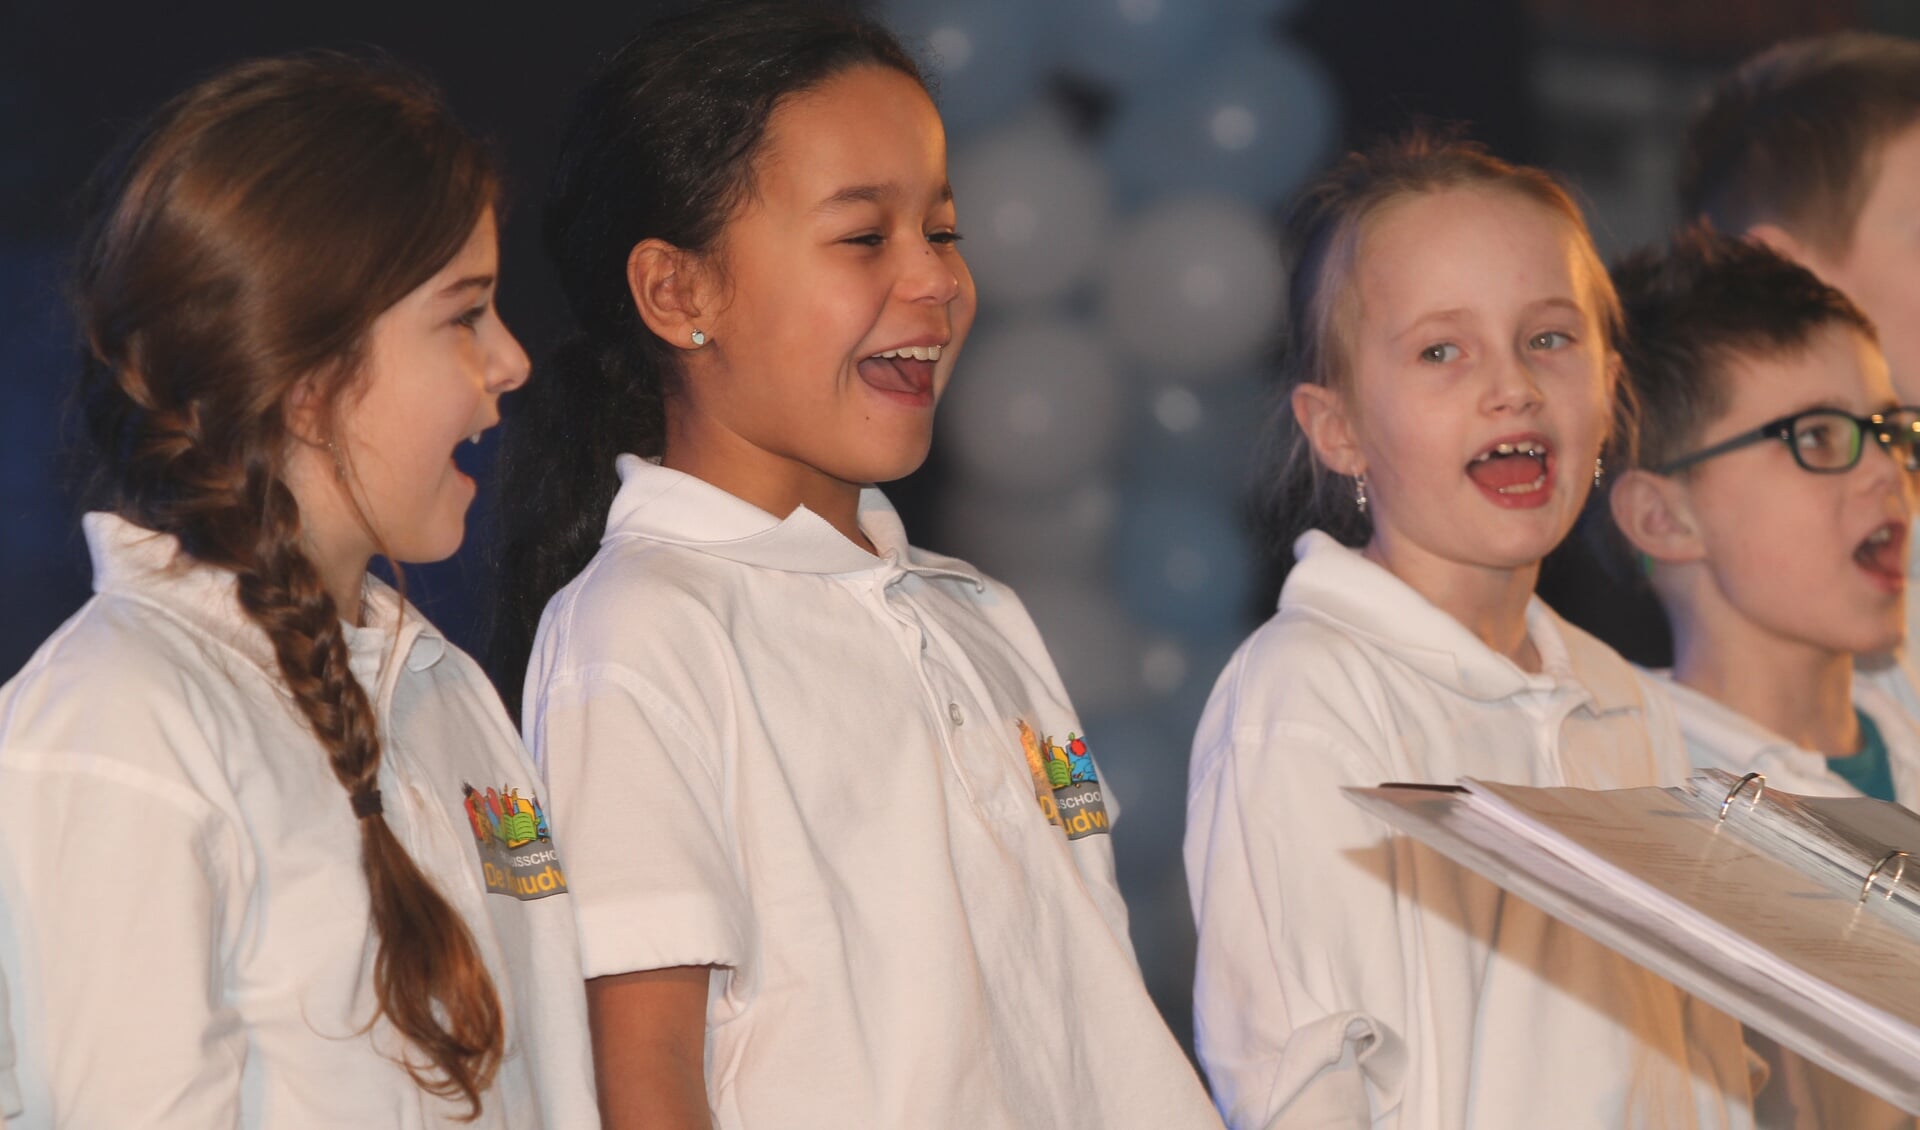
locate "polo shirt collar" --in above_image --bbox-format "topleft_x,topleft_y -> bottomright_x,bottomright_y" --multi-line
84,512 -> 445,688
1282,529 -> 1630,711
1654,671 -> 1827,771
603,454 -> 983,587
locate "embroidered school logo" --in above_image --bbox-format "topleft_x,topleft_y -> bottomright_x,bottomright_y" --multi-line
1017,720 -> 1110,840
461,783 -> 568,901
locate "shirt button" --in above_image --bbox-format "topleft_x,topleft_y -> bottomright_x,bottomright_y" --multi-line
948,702 -> 965,727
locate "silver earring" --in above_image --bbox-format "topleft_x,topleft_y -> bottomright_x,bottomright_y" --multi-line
1354,472 -> 1368,515
690,329 -> 708,346
326,440 -> 349,484
1593,455 -> 1605,488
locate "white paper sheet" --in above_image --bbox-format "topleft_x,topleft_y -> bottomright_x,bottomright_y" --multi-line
1347,779 -> 1920,1114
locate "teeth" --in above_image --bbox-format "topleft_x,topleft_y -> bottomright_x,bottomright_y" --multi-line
1496,474 -> 1549,494
873,345 -> 943,362
1868,525 -> 1895,546
1470,440 -> 1547,464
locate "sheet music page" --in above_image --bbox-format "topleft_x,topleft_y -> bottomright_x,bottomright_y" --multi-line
1347,781 -> 1920,1113
1467,780 -> 1920,1032
1682,771 -> 1920,921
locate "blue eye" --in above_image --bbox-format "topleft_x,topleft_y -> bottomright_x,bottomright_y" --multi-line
1420,343 -> 1462,364
1529,330 -> 1573,350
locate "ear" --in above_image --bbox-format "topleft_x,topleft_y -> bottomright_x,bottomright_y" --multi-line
284,373 -> 332,449
626,238 -> 718,350
1608,467 -> 1705,565
1291,383 -> 1365,477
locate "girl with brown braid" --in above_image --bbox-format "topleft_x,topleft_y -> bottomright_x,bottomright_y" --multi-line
0,55 -> 596,1129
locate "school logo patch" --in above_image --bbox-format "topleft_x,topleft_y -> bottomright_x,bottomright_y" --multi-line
1017,720 -> 1110,840
461,783 -> 568,900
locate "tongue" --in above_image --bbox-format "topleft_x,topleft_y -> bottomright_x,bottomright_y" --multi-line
858,356 -> 924,394
1467,453 -> 1545,491
1857,534 -> 1905,577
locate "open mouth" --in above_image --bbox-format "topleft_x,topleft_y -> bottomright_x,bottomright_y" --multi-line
1466,438 -> 1552,501
1855,521 -> 1908,585
451,428 -> 488,482
857,344 -> 942,405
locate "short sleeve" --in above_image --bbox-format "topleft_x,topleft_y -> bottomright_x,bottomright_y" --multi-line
0,752 -> 249,1129
531,665 -> 751,982
1185,661 -> 1410,1130
0,958 -> 17,1121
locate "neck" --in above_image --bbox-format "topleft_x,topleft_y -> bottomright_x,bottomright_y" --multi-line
663,416 -> 873,553
281,446 -> 373,627
1671,616 -> 1857,756
307,539 -> 371,628
1364,533 -> 1542,671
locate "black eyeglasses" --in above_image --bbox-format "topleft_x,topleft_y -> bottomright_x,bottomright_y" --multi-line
1656,406 -> 1920,475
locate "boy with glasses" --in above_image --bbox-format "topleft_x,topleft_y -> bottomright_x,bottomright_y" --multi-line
1683,32 -> 1920,719
1604,226 -> 1920,1130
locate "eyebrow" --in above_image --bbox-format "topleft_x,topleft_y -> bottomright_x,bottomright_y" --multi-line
812,181 -> 955,214
1390,297 -> 1586,341
436,274 -> 495,299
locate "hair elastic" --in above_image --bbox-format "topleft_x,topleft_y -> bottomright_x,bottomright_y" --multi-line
350,788 -> 384,820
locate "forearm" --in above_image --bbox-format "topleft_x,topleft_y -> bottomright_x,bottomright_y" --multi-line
589,966 -> 714,1130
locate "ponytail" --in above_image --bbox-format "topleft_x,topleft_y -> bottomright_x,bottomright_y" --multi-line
489,0 -> 924,706
76,53 -> 507,1116
235,476 -> 502,1110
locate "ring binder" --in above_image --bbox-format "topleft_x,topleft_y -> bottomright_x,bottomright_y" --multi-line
1862,850 -> 1910,904
1718,771 -> 1767,820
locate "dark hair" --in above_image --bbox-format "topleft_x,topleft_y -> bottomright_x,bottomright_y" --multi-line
1681,32 -> 1920,255
1262,129 -> 1627,553
491,0 -> 923,701
1610,224 -> 1877,474
1585,225 -> 1876,584
78,54 -> 504,1115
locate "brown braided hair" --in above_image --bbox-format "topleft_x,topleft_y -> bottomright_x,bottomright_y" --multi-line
75,54 -> 504,1116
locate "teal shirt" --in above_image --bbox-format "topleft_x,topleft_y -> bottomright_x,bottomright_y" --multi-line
1828,708 -> 1898,803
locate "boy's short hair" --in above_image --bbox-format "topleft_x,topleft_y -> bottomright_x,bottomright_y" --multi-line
1614,225 -> 1876,475
1680,32 -> 1920,255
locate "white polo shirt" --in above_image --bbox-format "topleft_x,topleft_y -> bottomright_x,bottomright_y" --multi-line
524,455 -> 1221,1130
1650,669 -> 1920,805
0,514 -> 597,1129
1186,531 -> 1756,1130
1648,671 -> 1920,1130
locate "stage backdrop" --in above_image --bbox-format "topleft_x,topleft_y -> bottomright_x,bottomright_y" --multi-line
0,0 -> 1885,1055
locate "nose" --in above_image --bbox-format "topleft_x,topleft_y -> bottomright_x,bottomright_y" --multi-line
900,236 -> 965,306
1483,348 -> 1545,415
1860,420 -> 1909,495
490,320 -> 532,394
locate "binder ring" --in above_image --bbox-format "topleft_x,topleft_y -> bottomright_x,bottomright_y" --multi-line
1861,850 -> 1910,903
1717,772 -> 1767,820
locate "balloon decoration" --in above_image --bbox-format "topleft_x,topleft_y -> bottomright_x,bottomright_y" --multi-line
938,481 -> 1116,587
1104,39 -> 1339,205
889,0 -> 1339,1039
1101,195 -> 1287,378
889,0 -> 1050,135
1043,0 -> 1225,91
950,118 -> 1113,307
938,317 -> 1123,495
1112,490 -> 1254,637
